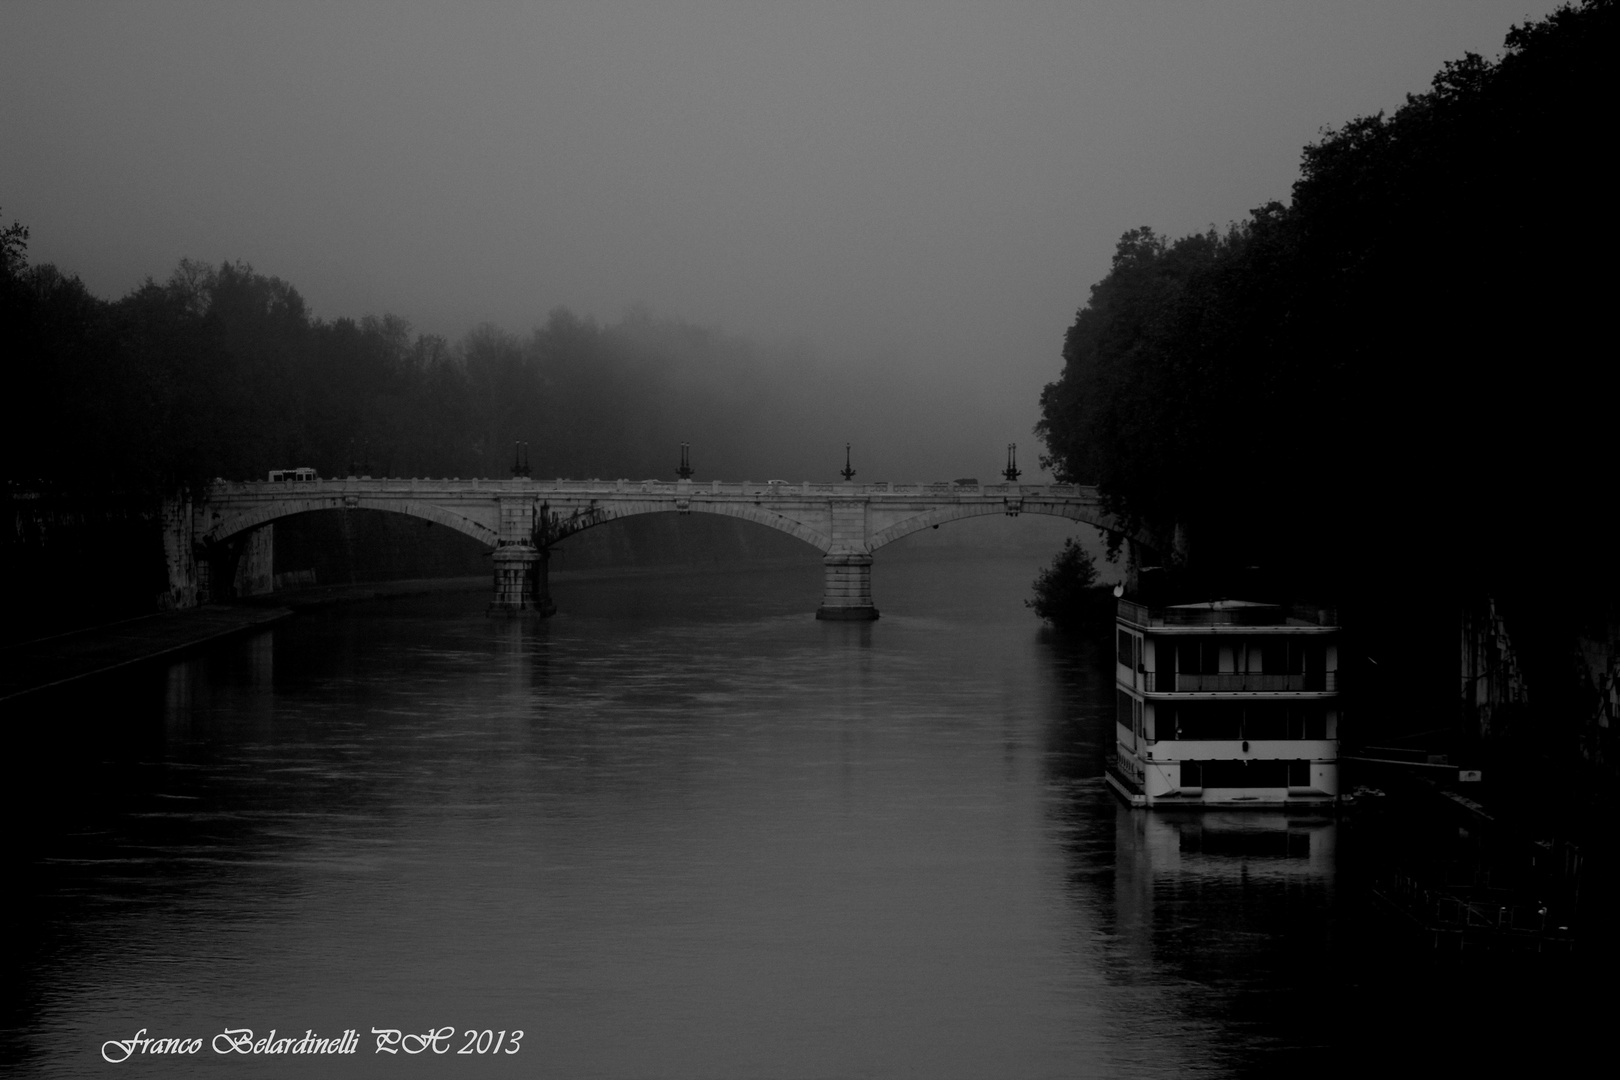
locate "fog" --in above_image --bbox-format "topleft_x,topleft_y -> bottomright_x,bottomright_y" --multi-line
1,1 -> 1562,481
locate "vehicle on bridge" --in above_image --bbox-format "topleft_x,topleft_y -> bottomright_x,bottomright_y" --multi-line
267,467 -> 318,483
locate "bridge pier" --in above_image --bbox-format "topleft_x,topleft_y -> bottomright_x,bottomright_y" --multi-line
489,543 -> 555,616
232,525 -> 274,597
816,552 -> 879,621
196,535 -> 256,605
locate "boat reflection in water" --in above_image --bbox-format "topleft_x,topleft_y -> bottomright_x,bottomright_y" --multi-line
1105,809 -> 1338,955
1126,811 -> 1336,875
1050,796 -> 1348,1075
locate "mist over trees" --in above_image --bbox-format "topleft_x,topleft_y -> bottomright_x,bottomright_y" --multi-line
0,245 -> 850,496
1035,0 -> 1616,600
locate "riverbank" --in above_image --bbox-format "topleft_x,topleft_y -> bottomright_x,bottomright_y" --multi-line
0,563 -> 823,702
0,605 -> 293,702
0,576 -> 499,701
239,574 -> 488,611
1342,750 -> 1617,961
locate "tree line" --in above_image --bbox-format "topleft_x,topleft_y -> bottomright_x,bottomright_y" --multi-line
1035,0 -> 1616,603
1,244 -> 825,499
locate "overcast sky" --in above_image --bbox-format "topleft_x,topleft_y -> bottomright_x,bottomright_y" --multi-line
3,1 -> 1563,479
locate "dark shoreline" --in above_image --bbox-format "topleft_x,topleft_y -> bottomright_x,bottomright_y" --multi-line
1,576 -> 497,702
0,604 -> 293,703
0,562 -> 823,701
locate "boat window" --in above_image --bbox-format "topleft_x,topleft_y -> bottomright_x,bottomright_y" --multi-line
1176,703 -> 1241,740
1286,704 -> 1328,739
1117,629 -> 1136,669
1177,640 -> 1219,675
1200,760 -> 1288,788
1243,704 -> 1289,740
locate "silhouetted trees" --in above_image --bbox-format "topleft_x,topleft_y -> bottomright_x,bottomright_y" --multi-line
0,211 -> 26,275
1,247 -> 821,497
1026,538 -> 1102,627
1036,0 -> 1617,600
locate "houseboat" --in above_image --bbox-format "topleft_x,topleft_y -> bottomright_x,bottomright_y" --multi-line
1107,597 -> 1341,808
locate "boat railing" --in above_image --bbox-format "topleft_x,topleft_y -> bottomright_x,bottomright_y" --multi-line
1371,872 -> 1572,951
1142,671 -> 1337,693
1118,600 -> 1338,628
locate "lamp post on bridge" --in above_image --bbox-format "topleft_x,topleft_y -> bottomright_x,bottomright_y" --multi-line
676,442 -> 693,480
816,442 -> 877,620
491,442 -> 546,616
1003,443 -> 1021,482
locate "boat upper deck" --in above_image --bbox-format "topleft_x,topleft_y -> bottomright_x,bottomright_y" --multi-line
1116,599 -> 1337,634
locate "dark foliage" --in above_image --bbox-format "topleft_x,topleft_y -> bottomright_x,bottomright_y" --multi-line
1035,0 -> 1618,600
0,210 -> 26,275
1026,537 -> 1101,627
1,250 -> 821,498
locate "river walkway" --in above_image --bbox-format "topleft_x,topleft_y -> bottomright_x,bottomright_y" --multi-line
0,606 -> 293,702
1,565 -> 821,704
0,576 -> 495,703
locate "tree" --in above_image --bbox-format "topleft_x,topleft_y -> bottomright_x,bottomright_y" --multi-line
1035,0 -> 1617,598
1026,538 -> 1101,627
0,208 -> 27,277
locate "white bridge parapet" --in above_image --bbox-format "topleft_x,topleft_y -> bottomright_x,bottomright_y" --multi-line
172,476 -> 1114,620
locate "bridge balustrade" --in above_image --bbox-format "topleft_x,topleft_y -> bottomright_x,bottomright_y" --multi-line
224,477 -> 1073,499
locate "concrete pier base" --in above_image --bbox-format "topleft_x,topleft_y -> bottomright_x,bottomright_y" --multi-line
232,525 -> 274,597
816,552 -> 879,621
488,544 -> 555,616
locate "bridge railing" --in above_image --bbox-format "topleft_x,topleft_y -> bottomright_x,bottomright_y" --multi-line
214,477 -> 1094,500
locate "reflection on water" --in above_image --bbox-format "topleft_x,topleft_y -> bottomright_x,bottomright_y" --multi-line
2,553 -> 1592,1078
1140,813 -> 1335,871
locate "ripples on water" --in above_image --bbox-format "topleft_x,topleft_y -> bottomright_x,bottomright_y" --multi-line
3,552 -> 1591,1077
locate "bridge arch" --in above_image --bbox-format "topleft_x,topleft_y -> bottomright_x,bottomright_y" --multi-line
202,498 -> 499,549
545,499 -> 833,553
866,501 -> 1127,552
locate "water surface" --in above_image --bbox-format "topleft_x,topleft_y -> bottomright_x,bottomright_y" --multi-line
4,551 -> 1582,1077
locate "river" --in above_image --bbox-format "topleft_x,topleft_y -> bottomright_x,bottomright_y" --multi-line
2,548 -> 1589,1077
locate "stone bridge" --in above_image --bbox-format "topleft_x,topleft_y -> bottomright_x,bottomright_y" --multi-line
164,476 -> 1118,620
